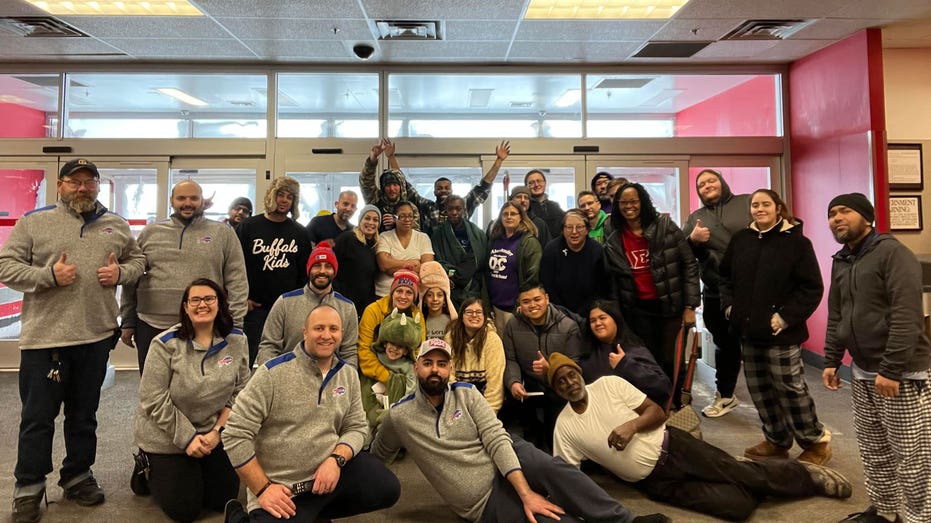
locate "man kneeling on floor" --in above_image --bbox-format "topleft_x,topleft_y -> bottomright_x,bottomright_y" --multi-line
547,352 -> 852,522
372,337 -> 669,523
222,305 -> 400,522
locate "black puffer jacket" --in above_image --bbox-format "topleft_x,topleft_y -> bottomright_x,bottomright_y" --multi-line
604,213 -> 700,318
719,219 -> 823,346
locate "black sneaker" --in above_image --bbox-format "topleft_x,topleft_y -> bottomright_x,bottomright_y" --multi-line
130,450 -> 150,496
224,499 -> 248,523
840,506 -> 902,522
12,488 -> 46,523
633,514 -> 672,523
63,476 -> 105,506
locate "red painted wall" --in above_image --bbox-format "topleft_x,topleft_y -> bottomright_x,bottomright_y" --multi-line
789,29 -> 887,360
675,76 -> 779,137
0,103 -> 47,138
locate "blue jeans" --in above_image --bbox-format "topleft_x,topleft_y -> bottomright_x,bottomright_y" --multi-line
15,335 -> 114,490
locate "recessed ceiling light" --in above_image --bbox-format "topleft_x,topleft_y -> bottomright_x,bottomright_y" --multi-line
554,89 -> 581,108
525,0 -> 691,20
24,0 -> 203,16
155,88 -> 207,107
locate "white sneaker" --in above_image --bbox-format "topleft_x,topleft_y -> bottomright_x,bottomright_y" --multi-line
702,392 -> 739,418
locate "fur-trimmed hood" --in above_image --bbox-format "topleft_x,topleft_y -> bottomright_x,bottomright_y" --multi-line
264,176 -> 301,220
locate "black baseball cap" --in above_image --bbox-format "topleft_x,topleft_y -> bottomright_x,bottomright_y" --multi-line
59,158 -> 100,179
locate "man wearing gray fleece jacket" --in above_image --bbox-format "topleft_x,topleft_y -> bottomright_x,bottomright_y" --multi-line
121,180 -> 248,373
0,158 -> 145,522
223,305 -> 399,522
372,338 -> 651,523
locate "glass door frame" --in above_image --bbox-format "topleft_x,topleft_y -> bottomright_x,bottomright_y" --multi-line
61,156 -> 171,221
480,155 -> 587,222
585,155 -> 690,224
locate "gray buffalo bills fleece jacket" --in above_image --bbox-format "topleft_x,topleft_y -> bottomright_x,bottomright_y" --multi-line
223,343 -> 367,513
0,200 -> 145,349
371,382 -> 522,522
134,325 -> 250,454
121,214 -> 249,329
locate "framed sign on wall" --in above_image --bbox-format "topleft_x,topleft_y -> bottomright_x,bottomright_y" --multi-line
889,195 -> 923,231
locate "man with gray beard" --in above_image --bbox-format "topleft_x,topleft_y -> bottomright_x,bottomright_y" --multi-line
0,159 -> 145,522
120,180 -> 249,373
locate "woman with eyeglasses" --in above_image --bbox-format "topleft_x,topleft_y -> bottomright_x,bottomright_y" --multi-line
485,202 -> 542,334
445,298 -> 506,412
540,209 -> 606,317
132,278 -> 250,522
374,200 -> 434,297
604,182 -> 700,408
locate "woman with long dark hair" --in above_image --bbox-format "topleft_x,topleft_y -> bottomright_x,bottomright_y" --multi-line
603,182 -> 700,407
133,278 -> 249,522
486,201 -> 541,334
720,188 -> 830,464
446,298 -> 506,412
582,300 -> 671,406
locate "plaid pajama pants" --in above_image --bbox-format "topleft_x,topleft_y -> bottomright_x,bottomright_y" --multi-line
742,343 -> 825,448
852,377 -> 931,523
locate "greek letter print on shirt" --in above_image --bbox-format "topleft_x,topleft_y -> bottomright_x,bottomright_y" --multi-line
621,227 -> 658,300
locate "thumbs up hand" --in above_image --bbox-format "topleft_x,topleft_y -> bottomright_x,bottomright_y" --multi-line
532,350 -> 550,377
608,344 -> 626,369
53,252 -> 77,287
690,218 -> 710,244
97,252 -> 120,287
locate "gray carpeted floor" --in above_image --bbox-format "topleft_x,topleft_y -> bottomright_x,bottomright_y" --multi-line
0,361 -> 867,522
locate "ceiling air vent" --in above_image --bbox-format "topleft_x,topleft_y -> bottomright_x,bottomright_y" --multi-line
632,41 -> 712,58
0,17 -> 89,38
375,20 -> 441,40
723,19 -> 815,40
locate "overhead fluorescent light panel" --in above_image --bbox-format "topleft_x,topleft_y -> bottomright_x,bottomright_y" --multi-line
24,0 -> 204,16
156,88 -> 208,107
525,0 -> 691,19
554,89 -> 581,108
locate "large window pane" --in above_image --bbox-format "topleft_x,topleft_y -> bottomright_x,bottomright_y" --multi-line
401,167 -> 487,226
586,74 -> 781,138
595,166 -> 680,224
169,168 -> 257,223
489,167 -> 576,222
64,73 -> 268,139
0,74 -> 59,138
285,172 -> 363,227
276,73 -> 379,138
389,74 -> 582,138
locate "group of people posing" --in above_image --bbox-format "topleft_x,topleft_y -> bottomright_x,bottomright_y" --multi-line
0,146 -> 928,523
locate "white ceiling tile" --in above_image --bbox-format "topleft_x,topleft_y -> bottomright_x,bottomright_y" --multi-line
827,0 -> 931,20
515,20 -> 666,41
216,17 -> 373,41
102,38 -> 258,58
379,40 -> 509,60
674,0 -> 851,20
651,18 -> 745,41
444,21 -> 517,41
788,18 -> 895,40
194,0 -> 364,18
361,0 -> 525,20
0,35 -> 125,57
0,2 -> 51,16
242,39 -> 351,59
509,41 -> 643,61
57,16 -> 231,39
752,39 -> 835,61
692,40 -> 778,58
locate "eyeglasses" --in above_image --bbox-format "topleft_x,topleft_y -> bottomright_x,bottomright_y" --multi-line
61,178 -> 100,190
463,309 -> 484,317
501,211 -> 520,218
187,295 -> 218,306
396,214 -> 415,220
564,225 -> 586,233
619,199 -> 640,207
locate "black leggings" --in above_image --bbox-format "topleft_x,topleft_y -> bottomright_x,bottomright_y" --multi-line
147,445 -> 239,523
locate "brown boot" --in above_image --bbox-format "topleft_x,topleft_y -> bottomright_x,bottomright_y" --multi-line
744,440 -> 790,460
798,442 -> 833,465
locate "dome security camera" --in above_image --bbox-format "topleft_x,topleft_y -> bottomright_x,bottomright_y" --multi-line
353,44 -> 375,60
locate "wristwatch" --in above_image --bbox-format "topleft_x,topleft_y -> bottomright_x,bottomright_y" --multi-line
329,453 -> 347,468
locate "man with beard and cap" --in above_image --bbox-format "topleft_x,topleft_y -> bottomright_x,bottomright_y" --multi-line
0,158 -> 146,522
225,197 -> 253,227
431,194 -> 488,308
681,169 -> 751,418
120,180 -> 249,373
237,176 -> 312,366
306,190 -> 358,245
591,171 -> 613,213
255,241 -> 358,367
371,338 -> 667,523
524,169 -> 566,240
547,353 -> 853,522
822,193 -> 931,523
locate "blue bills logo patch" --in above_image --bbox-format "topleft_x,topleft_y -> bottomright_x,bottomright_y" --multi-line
332,386 -> 346,397
449,409 -> 463,422
100,227 -> 113,235
198,236 -> 213,244
218,356 -> 233,367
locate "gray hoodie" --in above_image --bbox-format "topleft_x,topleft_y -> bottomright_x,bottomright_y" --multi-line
224,344 -> 367,513
0,200 -> 145,349
682,173 -> 751,299
255,286 -> 358,367
134,325 -> 250,454
121,214 -> 248,329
